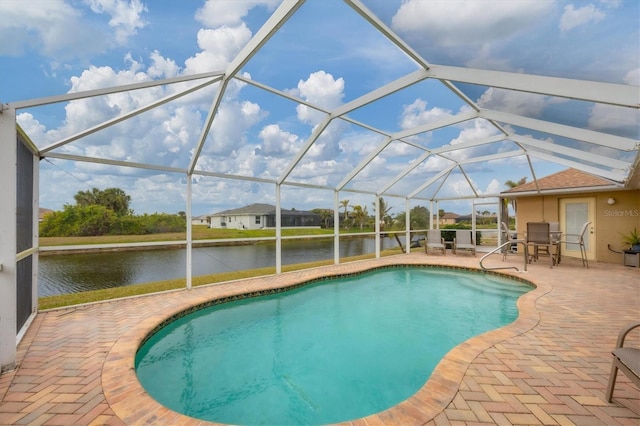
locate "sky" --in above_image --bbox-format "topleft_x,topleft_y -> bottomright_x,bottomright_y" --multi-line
1,0 -> 638,218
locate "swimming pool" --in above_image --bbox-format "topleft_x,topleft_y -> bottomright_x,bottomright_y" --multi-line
135,266 -> 532,425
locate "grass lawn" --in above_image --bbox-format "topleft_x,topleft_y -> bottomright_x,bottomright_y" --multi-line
38,226 -> 385,246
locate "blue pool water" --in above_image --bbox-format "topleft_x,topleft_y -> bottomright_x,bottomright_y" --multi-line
135,267 -> 531,425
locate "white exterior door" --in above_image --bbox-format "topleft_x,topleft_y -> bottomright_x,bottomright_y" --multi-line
559,197 -> 595,260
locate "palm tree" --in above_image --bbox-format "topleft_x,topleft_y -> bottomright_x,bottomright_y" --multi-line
340,199 -> 350,228
351,205 -> 368,231
502,177 -> 527,229
372,197 -> 392,231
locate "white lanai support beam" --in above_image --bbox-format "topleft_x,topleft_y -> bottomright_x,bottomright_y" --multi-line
186,175 -> 192,290
374,196 -> 381,258
373,113 -> 489,193
458,165 -> 479,198
511,134 -> 631,171
393,109 -> 477,140
332,69 -> 428,117
235,74 -> 331,115
405,198 -> 411,254
345,0 -> 431,70
408,166 -> 455,198
31,144 -> 39,319
397,137 -> 431,152
527,151 -> 626,182
275,184 -> 282,274
378,151 -> 432,195
45,152 -> 185,174
189,1 -> 304,176
427,64 -> 640,108
334,191 -> 340,265
188,79 -> 228,174
458,150 -> 526,166
430,134 -> 507,155
378,134 -> 507,196
527,156 -> 540,192
482,109 -> 638,151
338,116 -> 393,139
336,136 -> 393,190
440,80 -> 515,138
342,111 -> 477,193
0,105 -> 17,372
11,71 -> 225,110
225,0 -> 305,79
431,172 -> 450,201
41,77 -> 221,154
626,151 -> 640,187
440,79 -> 481,113
429,201 -> 434,229
278,116 -> 332,184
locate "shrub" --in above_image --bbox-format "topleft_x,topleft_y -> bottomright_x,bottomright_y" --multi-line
40,204 -> 116,237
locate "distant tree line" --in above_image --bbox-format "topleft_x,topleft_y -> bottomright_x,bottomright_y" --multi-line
40,188 -> 185,237
312,198 -> 432,231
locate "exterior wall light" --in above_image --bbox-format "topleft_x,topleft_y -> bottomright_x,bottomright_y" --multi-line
608,197 -> 616,205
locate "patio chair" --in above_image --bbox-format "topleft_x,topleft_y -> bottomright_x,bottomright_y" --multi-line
560,221 -> 591,268
425,229 -> 446,255
606,321 -> 640,402
453,229 -> 475,256
535,222 -> 562,261
525,222 -> 560,267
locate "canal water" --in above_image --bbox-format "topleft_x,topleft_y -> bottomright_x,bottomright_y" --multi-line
39,236 -> 404,297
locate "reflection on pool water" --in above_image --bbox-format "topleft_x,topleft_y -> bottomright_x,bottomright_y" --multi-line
135,267 -> 531,425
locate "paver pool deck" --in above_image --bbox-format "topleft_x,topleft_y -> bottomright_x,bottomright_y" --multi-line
0,251 -> 639,425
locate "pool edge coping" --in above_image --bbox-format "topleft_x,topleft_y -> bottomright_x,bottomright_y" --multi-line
101,257 -> 547,425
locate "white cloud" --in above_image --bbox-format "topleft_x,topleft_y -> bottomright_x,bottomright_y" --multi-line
258,124 -> 300,156
624,68 -> 640,85
16,113 -> 52,146
184,24 -> 253,74
476,87 -> 547,117
291,160 -> 339,186
450,119 -> 500,146
559,4 -> 606,32
19,55 -> 204,170
447,175 -> 476,197
195,0 -> 279,28
392,0 -> 553,47
0,0 -> 100,57
399,99 -> 453,130
294,71 -> 344,126
201,100 -> 267,156
62,61 -> 161,133
484,178 -> 503,195
0,0 -> 147,58
147,50 -> 180,79
588,103 -> 640,134
444,119 -> 504,162
161,106 -> 202,155
84,0 -> 148,44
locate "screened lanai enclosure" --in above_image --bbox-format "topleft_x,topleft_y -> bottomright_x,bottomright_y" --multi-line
1,0 -> 639,371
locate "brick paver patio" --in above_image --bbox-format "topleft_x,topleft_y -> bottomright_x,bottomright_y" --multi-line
0,251 -> 638,425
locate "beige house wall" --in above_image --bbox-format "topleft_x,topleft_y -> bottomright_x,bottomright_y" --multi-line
514,189 -> 639,265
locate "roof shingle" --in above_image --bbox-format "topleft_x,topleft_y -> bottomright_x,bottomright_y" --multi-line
503,168 -> 613,193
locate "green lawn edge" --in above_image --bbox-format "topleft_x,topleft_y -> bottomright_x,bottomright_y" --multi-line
38,249 -> 404,310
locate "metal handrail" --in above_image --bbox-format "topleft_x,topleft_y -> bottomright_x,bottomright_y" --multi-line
480,239 -> 527,272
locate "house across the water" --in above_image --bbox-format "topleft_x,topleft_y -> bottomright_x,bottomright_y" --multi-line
191,214 -> 210,226
209,203 -> 321,230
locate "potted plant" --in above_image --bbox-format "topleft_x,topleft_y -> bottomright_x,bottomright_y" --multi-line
621,228 -> 640,252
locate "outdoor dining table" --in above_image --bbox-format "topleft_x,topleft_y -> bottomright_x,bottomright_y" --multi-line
524,222 -> 562,267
